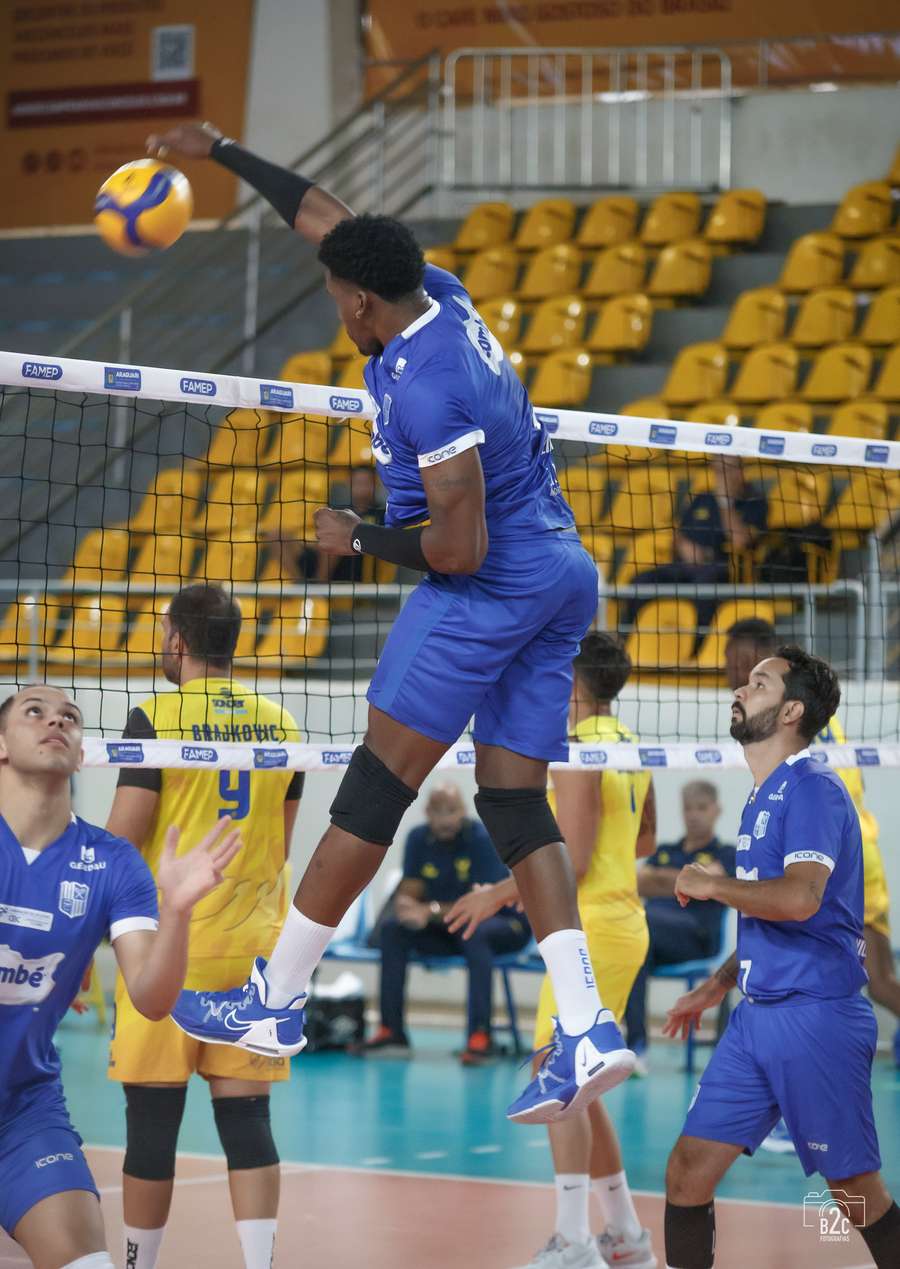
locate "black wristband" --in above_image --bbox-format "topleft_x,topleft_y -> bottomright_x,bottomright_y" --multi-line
210,138 -> 314,228
352,522 -> 431,572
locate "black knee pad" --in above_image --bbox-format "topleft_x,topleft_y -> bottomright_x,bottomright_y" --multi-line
474,786 -> 562,868
329,744 -> 417,846
213,1095 -> 279,1171
123,1084 -> 187,1181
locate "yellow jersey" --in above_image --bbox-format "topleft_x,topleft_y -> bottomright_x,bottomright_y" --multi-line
552,714 -> 651,914
818,714 -> 889,924
117,677 -> 302,958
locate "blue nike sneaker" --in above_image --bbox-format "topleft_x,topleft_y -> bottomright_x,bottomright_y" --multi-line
171,958 -> 307,1058
507,1011 -> 635,1124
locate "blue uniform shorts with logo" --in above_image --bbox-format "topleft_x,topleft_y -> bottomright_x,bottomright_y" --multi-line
0,1115 -> 98,1235
368,532 -> 597,762
682,994 -> 880,1179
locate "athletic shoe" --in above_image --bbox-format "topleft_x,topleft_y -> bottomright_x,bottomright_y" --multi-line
597,1227 -> 658,1268
348,1025 -> 411,1058
759,1119 -> 796,1155
893,1024 -> 900,1069
629,1043 -> 649,1079
506,1011 -> 635,1124
459,1029 -> 499,1066
511,1233 -> 603,1268
171,957 -> 307,1058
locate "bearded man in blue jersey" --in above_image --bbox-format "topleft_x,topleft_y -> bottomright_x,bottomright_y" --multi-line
661,647 -> 899,1269
147,121 -> 633,1122
0,684 -> 241,1269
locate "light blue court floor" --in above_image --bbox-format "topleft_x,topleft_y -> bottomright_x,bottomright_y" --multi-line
58,1014 -> 900,1209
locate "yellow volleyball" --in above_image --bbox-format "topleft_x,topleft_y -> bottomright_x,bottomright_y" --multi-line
94,158 -> 193,257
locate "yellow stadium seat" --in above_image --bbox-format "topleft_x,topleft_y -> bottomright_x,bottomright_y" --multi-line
831,181 -> 895,239
259,468 -> 329,542
762,468 -> 830,530
123,596 -> 173,663
66,527 -> 133,583
530,348 -> 593,408
423,246 -> 457,272
518,244 -> 583,302
626,599 -> 697,670
605,478 -> 674,533
621,396 -> 670,419
848,237 -> 900,290
662,342 -> 728,406
870,344 -> 900,400
721,288 -> 787,351
640,193 -> 701,247
826,400 -> 889,440
753,401 -> 813,433
694,600 -> 777,670
329,419 -> 375,468
730,343 -> 799,405
704,189 -> 767,248
328,323 -> 357,362
337,357 -> 368,390
647,239 -> 711,302
586,293 -> 653,357
515,198 -> 576,251
454,201 -> 515,253
788,287 -> 857,348
687,400 -> 741,427
45,593 -> 128,668
576,196 -> 639,249
823,471 -> 900,536
507,349 -> 528,382
800,342 -> 873,403
522,295 -> 588,355
200,541 -> 260,584
129,467 -> 204,534
266,414 -> 331,468
859,286 -> 900,346
583,242 -> 648,300
778,233 -> 844,293
202,469 -> 275,540
255,596 -> 329,668
130,534 -> 201,587
478,296 -> 522,351
231,594 -> 263,662
278,352 -> 332,385
0,596 -> 50,669
462,245 -> 520,302
614,531 -> 674,586
207,409 -> 275,469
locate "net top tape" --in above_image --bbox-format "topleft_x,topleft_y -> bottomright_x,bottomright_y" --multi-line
81,737 -> 900,772
2,350 -> 898,470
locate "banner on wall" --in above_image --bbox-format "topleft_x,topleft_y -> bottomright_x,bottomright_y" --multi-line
2,0 -> 255,232
365,1 -> 900,90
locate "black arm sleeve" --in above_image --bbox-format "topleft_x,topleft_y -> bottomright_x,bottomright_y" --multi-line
116,707 -> 162,793
352,522 -> 431,572
210,138 -> 315,229
286,772 -> 305,800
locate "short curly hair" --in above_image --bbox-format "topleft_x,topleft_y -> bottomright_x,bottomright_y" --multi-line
574,632 -> 632,704
318,214 -> 425,301
776,644 -> 841,741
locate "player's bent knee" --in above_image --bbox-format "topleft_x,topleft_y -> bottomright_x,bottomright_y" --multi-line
213,1095 -> 279,1171
123,1084 -> 187,1182
474,786 -> 561,868
329,744 -> 417,846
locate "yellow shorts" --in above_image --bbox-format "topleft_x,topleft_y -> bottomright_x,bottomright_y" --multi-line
108,955 -> 290,1085
534,904 -> 649,1050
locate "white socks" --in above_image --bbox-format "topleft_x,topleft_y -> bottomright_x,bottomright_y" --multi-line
264,906 -> 336,1008
538,929 -> 603,1035
236,1218 -> 277,1269
592,1171 -> 643,1241
555,1173 -> 591,1245
123,1226 -> 164,1269
63,1256 -> 115,1269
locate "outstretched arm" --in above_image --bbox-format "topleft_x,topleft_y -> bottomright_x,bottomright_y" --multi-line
145,121 -> 354,245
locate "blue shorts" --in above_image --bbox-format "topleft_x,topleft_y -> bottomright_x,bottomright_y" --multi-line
368,532 -> 597,761
683,995 -> 881,1179
0,1120 -> 97,1235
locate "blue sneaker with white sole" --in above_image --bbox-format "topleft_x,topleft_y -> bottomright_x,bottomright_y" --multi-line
507,1011 -> 635,1124
171,957 -> 307,1058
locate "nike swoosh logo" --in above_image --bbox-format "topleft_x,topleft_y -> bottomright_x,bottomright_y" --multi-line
609,1183 -> 622,1191
562,1185 -> 582,1191
221,1009 -> 291,1033
587,1060 -> 606,1076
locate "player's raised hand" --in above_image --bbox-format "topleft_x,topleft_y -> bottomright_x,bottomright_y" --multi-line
674,861 -> 718,907
662,976 -> 728,1041
314,506 -> 361,555
146,121 -> 222,160
157,816 -> 242,914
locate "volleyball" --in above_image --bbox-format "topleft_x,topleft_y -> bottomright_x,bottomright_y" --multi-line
93,158 -> 193,257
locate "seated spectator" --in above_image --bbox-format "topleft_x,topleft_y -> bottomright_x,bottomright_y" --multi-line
356,782 -> 530,1064
623,780 -> 735,1065
266,465 -> 384,583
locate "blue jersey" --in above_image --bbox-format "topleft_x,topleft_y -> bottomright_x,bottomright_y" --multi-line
364,265 -> 575,549
735,750 -> 867,1004
0,814 -> 158,1133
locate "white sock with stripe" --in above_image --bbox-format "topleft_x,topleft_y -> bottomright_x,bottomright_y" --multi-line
555,1173 -> 591,1245
123,1226 -> 164,1269
592,1170 -> 643,1241
236,1218 -> 277,1269
538,929 -> 603,1035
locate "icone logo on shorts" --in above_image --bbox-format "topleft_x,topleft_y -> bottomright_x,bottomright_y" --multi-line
695,748 -> 722,764
535,412 -> 559,433
21,360 -> 62,381
855,747 -> 880,766
254,748 -> 288,769
865,444 -> 889,463
329,394 -> 363,414
589,420 -> 618,437
649,424 -> 677,445
811,443 -> 838,458
578,749 -> 607,766
759,435 -> 785,456
180,377 -> 216,397
704,431 -> 733,447
106,742 -> 144,763
104,366 -> 141,391
0,946 -> 65,1005
181,745 -> 218,763
455,749 -> 476,765
322,750 -> 354,765
639,747 -> 667,767
260,384 -> 294,409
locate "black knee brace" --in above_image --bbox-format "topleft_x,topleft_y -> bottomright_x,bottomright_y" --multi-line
212,1095 -> 279,1171
474,786 -> 562,868
329,744 -> 417,846
123,1084 -> 187,1181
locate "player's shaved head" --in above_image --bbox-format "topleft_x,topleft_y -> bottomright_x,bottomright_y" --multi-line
426,781 -> 466,841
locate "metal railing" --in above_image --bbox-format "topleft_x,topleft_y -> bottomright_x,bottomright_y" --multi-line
441,45 -> 732,191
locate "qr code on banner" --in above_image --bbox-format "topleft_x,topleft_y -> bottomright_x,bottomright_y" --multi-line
151,25 -> 195,80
